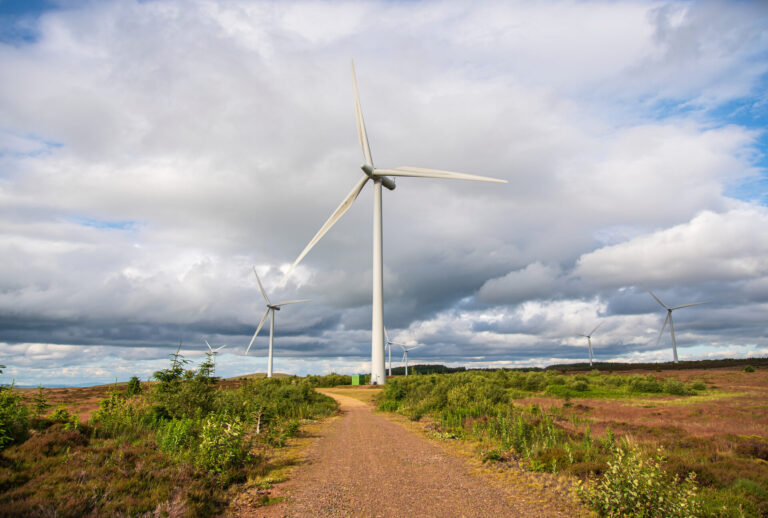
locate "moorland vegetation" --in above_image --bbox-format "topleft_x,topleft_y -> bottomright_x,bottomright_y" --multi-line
0,352 -> 340,516
379,368 -> 768,517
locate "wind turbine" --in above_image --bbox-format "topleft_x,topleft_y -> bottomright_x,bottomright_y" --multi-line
203,340 -> 226,377
247,267 -> 309,377
398,342 -> 425,376
281,61 -> 506,385
645,287 -> 709,363
577,323 -> 602,367
384,327 -> 401,377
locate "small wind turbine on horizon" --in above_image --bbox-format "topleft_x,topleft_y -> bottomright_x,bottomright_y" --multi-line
577,323 -> 602,367
247,267 -> 309,378
384,327 -> 400,377
398,341 -> 425,376
280,61 -> 506,385
645,287 -> 709,363
204,340 -> 226,377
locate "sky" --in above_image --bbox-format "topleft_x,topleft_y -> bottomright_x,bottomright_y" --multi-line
1,0 -> 767,386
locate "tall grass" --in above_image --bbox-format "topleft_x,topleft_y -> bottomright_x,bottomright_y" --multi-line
378,370 -> 767,517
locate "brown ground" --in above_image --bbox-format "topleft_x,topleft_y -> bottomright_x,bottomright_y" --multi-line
517,367 -> 768,440
250,388 -> 587,518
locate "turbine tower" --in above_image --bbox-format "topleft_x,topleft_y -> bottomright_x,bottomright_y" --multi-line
281,61 -> 506,385
645,287 -> 708,363
204,340 -> 226,377
247,267 -> 309,377
577,323 -> 602,367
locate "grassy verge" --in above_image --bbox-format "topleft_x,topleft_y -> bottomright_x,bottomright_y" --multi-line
378,369 -> 768,517
0,360 -> 343,517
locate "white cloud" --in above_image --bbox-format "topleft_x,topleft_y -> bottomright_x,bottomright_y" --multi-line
0,1 -> 766,385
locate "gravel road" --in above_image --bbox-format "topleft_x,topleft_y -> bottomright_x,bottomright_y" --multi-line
253,390 -> 581,518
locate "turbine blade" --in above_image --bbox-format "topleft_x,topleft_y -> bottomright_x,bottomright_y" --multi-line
274,299 -> 311,306
214,345 -> 227,352
589,322 -> 603,337
246,309 -> 270,355
656,313 -> 670,346
644,286 -> 668,309
253,267 -> 270,305
384,326 -> 389,343
671,301 -> 709,310
374,166 -> 506,184
205,339 -> 213,352
351,60 -> 373,167
281,175 -> 369,284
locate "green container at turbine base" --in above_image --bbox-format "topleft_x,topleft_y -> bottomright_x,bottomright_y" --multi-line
351,374 -> 363,385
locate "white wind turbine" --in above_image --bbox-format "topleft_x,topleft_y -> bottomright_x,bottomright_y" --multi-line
281,61 -> 506,385
204,340 -> 226,377
645,287 -> 709,363
384,327 -> 401,377
247,267 -> 309,377
399,341 -> 426,376
577,323 -> 602,367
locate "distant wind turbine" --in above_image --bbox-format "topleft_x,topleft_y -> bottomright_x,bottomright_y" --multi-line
398,342 -> 425,376
577,323 -> 602,367
281,61 -> 506,385
204,340 -> 226,377
384,327 -> 399,377
645,287 -> 709,363
247,267 -> 309,377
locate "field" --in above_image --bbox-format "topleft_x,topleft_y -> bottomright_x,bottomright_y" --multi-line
0,357 -> 342,517
378,364 -> 768,517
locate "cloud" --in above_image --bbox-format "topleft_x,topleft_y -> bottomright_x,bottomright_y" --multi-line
574,207 -> 768,287
0,1 -> 766,384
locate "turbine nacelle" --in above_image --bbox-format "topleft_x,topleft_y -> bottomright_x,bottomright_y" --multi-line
361,164 -> 396,190
268,304 -> 281,311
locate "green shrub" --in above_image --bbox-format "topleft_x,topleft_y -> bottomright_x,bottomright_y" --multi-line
628,375 -> 663,393
690,381 -> 707,391
31,385 -> 51,418
0,389 -> 29,449
50,407 -> 71,422
157,417 -> 197,455
663,379 -> 690,396
126,376 -> 143,397
196,414 -> 251,473
570,380 -> 590,392
744,365 -> 755,373
577,440 -> 700,517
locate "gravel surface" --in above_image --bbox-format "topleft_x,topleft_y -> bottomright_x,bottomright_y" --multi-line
253,391 -> 581,518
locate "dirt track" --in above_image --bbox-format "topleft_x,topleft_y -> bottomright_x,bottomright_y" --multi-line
257,390 -> 581,518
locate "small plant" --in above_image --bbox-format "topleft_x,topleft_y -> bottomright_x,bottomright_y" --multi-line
744,365 -> 755,373
51,407 -> 71,422
32,385 -> 51,418
0,387 -> 29,449
125,376 -> 143,397
196,414 -> 251,473
577,440 -> 700,517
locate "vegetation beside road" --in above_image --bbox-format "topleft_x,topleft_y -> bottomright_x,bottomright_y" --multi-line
378,367 -> 768,517
0,355 -> 342,517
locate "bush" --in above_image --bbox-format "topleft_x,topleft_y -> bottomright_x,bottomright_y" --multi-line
0,389 -> 29,449
157,418 -> 197,455
691,380 -> 707,390
744,365 -> 755,373
126,376 -> 143,397
663,379 -> 690,396
628,375 -> 664,393
577,440 -> 700,517
196,414 -> 251,473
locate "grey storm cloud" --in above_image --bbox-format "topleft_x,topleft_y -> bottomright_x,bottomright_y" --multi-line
1,0 -> 768,385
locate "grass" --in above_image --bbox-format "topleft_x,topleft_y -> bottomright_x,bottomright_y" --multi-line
0,363 -> 344,517
377,367 -> 768,517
